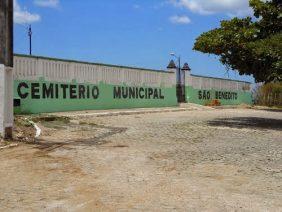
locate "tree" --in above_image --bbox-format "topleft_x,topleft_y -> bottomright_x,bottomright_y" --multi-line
193,0 -> 282,83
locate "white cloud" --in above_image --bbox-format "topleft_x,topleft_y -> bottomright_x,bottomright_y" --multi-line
169,0 -> 253,16
170,15 -> 191,24
34,0 -> 59,8
14,0 -> 41,24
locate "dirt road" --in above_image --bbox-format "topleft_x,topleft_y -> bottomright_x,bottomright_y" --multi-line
0,108 -> 281,211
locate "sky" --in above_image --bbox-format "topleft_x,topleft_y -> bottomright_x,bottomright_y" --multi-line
14,0 -> 255,82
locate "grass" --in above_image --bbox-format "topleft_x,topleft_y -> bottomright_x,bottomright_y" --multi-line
32,115 -> 70,123
30,115 -> 71,129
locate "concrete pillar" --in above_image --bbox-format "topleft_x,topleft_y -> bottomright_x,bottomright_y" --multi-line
0,0 -> 13,67
37,58 -> 44,77
182,63 -> 191,84
167,60 -> 177,85
0,0 -> 13,139
0,65 -> 13,138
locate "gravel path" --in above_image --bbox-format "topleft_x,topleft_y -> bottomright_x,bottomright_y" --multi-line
0,108 -> 281,211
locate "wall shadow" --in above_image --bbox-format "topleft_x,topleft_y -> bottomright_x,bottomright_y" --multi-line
260,109 -> 282,113
207,117 -> 282,131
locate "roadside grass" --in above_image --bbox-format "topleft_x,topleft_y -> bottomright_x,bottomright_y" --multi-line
31,115 -> 71,129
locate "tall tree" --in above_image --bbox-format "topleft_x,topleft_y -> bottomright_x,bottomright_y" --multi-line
194,0 -> 282,83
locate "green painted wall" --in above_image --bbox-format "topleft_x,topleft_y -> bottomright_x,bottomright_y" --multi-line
14,79 -> 178,114
13,79 -> 253,114
185,86 -> 253,105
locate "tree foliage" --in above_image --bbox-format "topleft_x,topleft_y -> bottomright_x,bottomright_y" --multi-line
193,0 -> 282,83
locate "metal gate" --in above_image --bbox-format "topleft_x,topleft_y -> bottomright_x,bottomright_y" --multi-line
176,68 -> 186,103
176,84 -> 185,103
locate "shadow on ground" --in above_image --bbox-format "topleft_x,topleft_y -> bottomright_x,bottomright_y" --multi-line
260,109 -> 282,113
207,117 -> 282,130
33,124 -> 127,152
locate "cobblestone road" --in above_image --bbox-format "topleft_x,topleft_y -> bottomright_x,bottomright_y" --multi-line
0,108 -> 281,211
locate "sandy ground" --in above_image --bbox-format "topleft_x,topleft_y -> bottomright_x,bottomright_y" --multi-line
0,108 -> 281,211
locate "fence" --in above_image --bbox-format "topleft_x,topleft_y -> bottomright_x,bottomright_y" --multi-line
12,54 -> 253,113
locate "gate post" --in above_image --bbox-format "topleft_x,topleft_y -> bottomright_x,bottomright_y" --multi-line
167,60 -> 179,102
0,0 -> 14,139
167,60 -> 177,83
0,65 -> 13,138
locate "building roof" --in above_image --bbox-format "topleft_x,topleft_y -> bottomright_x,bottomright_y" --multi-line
167,60 -> 177,69
182,63 -> 191,71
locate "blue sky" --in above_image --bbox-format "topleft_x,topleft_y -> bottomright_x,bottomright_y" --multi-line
14,0 -> 254,82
